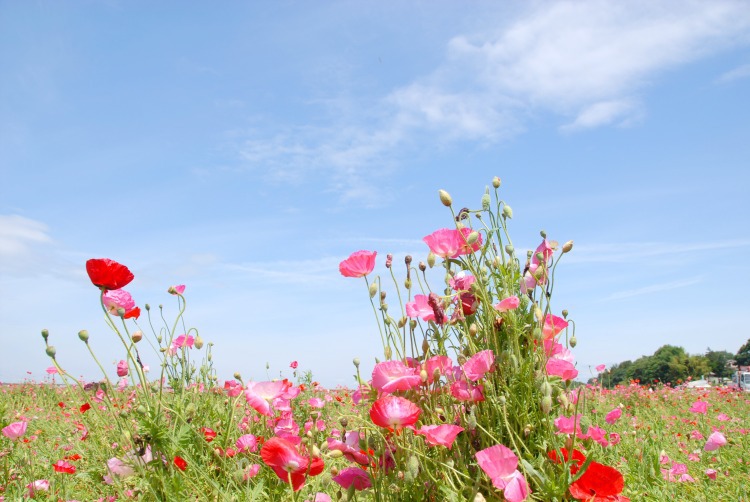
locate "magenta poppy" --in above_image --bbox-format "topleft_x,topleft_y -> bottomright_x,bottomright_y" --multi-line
369,395 -> 421,430
86,258 -> 134,291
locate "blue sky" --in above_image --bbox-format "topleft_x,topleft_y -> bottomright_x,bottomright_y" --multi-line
2,1 -> 749,387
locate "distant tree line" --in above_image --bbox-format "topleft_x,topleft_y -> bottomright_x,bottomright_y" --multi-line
594,345 -> 736,388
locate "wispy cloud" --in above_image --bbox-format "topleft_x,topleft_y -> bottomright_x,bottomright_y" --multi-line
604,277 -> 702,300
566,239 -> 750,264
715,62 -> 750,84
225,1 -> 750,198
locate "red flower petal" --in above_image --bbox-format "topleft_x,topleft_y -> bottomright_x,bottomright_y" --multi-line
123,306 -> 141,319
79,403 -> 91,413
173,455 -> 187,471
86,258 -> 134,291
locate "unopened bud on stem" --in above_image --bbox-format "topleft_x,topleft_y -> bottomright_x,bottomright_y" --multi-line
502,205 -> 513,219
78,330 -> 89,342
438,189 -> 453,207
562,240 -> 574,253
492,176 -> 501,188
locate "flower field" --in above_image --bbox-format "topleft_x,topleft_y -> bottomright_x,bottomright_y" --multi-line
2,179 -> 749,501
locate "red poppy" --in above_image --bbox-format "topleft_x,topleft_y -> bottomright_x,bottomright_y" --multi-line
52,460 -> 76,474
86,258 -> 134,291
173,455 -> 187,471
123,306 -> 141,319
201,427 -> 217,443
549,448 -> 628,501
260,437 -> 324,491
79,403 -> 91,413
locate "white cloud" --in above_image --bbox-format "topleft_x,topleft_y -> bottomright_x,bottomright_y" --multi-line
227,1 -> 750,195
604,277 -> 703,300
715,62 -> 750,83
567,239 -> 750,264
0,214 -> 53,260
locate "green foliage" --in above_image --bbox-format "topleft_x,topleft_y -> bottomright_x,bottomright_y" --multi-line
704,349 -> 734,379
735,338 -> 750,367
602,345 -> 718,388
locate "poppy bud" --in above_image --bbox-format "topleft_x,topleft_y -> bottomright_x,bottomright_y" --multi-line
407,455 -> 420,479
562,240 -> 573,253
540,230 -> 547,238
116,307 -> 126,317
466,231 -> 479,245
420,369 -> 428,383
418,261 -> 426,272
385,253 -> 393,268
562,309 -> 569,319
46,345 -> 56,358
145,303 -> 150,311
404,255 -> 412,266
492,176 -> 501,188
438,189 -> 452,207
328,449 -> 343,459
194,336 -> 204,350
380,291 -> 386,301
78,330 -> 89,342
469,323 -> 477,337
41,329 -> 49,342
533,327 -> 542,340
368,283 -> 378,298
398,317 -> 406,328
541,396 -> 553,414
534,306 -> 543,322
131,331 -> 142,343
422,338 -> 429,354
352,358 -> 360,368
409,320 -> 417,330
404,278 -> 412,289
481,191 -> 491,211
540,381 -> 552,397
505,244 -> 514,256
427,252 -> 436,268
384,347 -> 392,360
502,205 -> 513,219
569,335 -> 577,348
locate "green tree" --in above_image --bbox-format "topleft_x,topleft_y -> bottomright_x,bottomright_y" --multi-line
705,348 -> 734,378
736,339 -> 750,367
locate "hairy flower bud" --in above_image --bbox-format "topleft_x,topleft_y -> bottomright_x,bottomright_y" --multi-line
145,303 -> 150,311
418,261 -> 426,272
540,380 -> 552,397
469,323 -> 478,337
422,338 -> 429,354
502,204 -> 513,219
384,347 -> 392,360
466,231 -> 479,245
41,329 -> 49,342
534,306 -> 543,322
385,253 -> 393,268
409,319 -> 417,330
562,309 -> 569,319
369,282 -> 378,298
427,252 -> 436,268
569,335 -> 577,348
541,396 -> 553,415
233,372 -> 242,381
404,278 -> 412,289
492,176 -> 501,188
78,330 -> 89,342
481,190 -> 491,211
420,369 -> 428,383
194,335 -> 204,350
505,244 -> 514,256
131,331 -> 142,343
438,189 -> 453,207
540,230 -> 547,239
562,240 -> 574,253
46,345 -> 56,358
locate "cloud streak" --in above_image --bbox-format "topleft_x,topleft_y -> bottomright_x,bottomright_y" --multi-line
604,277 -> 703,301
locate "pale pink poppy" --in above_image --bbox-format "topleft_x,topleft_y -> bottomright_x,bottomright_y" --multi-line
236,434 -> 258,453
369,395 -> 421,430
107,457 -> 135,478
243,463 -> 261,481
371,360 -> 422,393
605,408 -> 622,425
449,380 -> 485,402
688,400 -> 708,414
494,296 -> 520,312
305,494 -> 332,502
520,263 -> 544,294
245,380 -> 289,416
332,467 -> 372,490
405,294 -> 435,321
542,314 -> 568,340
462,350 -> 495,382
45,366 -> 59,374
717,413 -> 731,422
475,444 -> 530,501
423,355 -> 453,384
116,360 -> 129,377
586,426 -> 608,447
26,479 -> 50,497
102,289 -> 136,315
2,421 -> 27,440
704,431 -> 727,452
168,284 -> 186,295
595,364 -> 606,373
416,424 -> 464,449
339,250 -> 377,278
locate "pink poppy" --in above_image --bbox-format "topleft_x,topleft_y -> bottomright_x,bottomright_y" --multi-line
596,364 -> 607,373
449,380 -> 485,402
168,284 -> 186,295
531,239 -> 555,266
494,296 -> 520,312
417,424 -> 464,449
306,494 -> 332,502
605,408 -> 622,425
116,360 -> 129,377
688,401 -> 708,414
705,468 -> 718,480
369,395 -> 421,430
45,366 -> 59,374
704,431 -> 727,452
260,437 -> 324,491
520,263 -> 544,294
449,271 -> 475,291
53,460 -> 76,474
405,294 -> 435,321
545,343 -> 578,381
423,355 -> 454,384
586,426 -> 609,447
476,444 -> 530,502
224,380 -> 243,397
339,250 -> 377,278
554,414 -> 582,435
107,457 -> 135,478
236,434 -> 258,453
542,314 -> 569,340
245,380 -> 289,416
327,431 -> 369,466
423,228 -> 482,259
332,467 -> 372,490
372,360 -> 421,393
26,479 -> 50,497
168,334 -> 194,356
2,421 -> 27,440
462,350 -> 495,382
